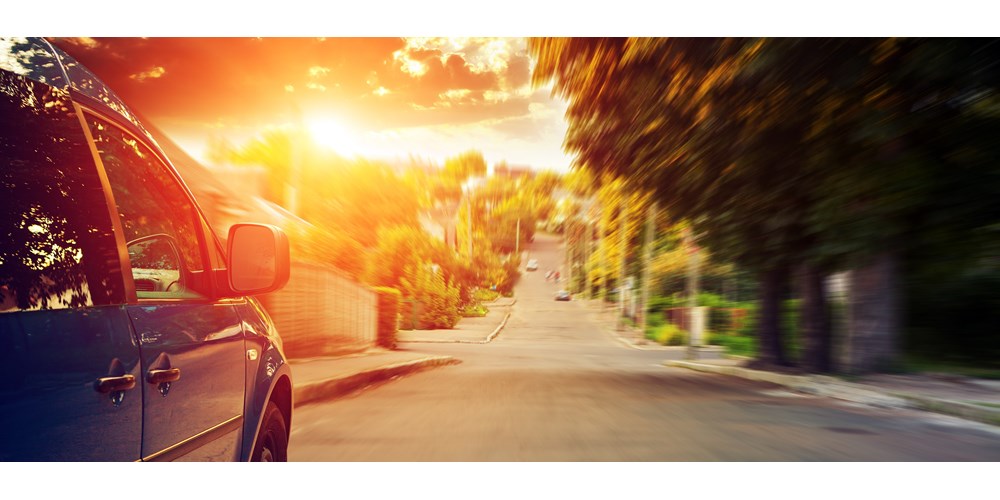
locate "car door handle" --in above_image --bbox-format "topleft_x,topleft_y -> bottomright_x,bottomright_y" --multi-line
146,368 -> 181,384
95,374 -> 137,393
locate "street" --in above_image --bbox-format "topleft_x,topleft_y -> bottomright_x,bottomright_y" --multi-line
289,233 -> 1000,461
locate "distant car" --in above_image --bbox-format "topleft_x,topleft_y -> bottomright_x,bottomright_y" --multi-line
526,259 -> 539,271
555,290 -> 571,301
0,37 -> 292,461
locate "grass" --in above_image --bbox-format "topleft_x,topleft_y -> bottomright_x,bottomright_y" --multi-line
709,333 -> 757,358
900,356 -> 1000,380
473,288 -> 500,303
973,402 -> 1000,409
461,304 -> 489,318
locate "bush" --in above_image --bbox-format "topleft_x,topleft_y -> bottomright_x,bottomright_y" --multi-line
401,263 -> 462,329
473,288 -> 500,303
461,303 -> 489,317
646,312 -> 665,329
697,292 -> 725,308
783,299 -> 801,361
495,254 -> 522,296
371,287 -> 401,349
647,294 -> 683,313
708,307 -> 731,333
736,310 -> 758,337
712,333 -> 757,357
649,323 -> 687,346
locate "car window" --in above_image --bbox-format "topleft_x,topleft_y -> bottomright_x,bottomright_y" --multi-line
0,71 -> 125,313
87,115 -> 210,300
0,38 -> 67,89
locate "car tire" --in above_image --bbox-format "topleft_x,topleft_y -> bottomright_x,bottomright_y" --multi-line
251,401 -> 288,462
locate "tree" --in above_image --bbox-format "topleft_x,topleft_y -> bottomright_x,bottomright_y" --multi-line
443,150 -> 487,181
531,37 -> 1000,372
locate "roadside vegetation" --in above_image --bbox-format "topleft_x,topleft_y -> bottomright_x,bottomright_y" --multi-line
210,135 -> 558,330
532,38 -> 1000,375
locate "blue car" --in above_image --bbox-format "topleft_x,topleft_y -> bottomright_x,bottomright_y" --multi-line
0,38 -> 293,461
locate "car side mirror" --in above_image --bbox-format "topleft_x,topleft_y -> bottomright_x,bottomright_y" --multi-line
227,223 -> 290,295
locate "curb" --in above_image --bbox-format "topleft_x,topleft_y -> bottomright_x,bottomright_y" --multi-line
664,360 -> 1000,426
892,394 -> 1000,427
485,307 -> 512,343
293,355 -> 461,407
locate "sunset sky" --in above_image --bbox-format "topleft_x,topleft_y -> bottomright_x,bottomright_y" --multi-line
53,37 -> 573,171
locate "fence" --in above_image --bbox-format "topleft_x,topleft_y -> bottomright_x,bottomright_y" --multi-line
258,261 -> 377,359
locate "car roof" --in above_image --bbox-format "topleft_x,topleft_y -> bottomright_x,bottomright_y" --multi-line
0,37 -> 155,145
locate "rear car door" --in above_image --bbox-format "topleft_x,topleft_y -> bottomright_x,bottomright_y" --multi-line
84,113 -> 247,461
0,67 -> 141,461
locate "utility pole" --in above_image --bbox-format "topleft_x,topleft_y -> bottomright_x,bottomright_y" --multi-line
639,200 -> 658,340
287,102 -> 304,216
467,194 -> 473,260
686,226 -> 701,360
586,218 -> 593,300
567,219 -> 573,293
515,216 -> 520,256
600,207 -> 607,310
618,193 -> 627,330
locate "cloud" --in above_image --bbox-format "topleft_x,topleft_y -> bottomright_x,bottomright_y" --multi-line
60,37 -> 101,49
129,66 -> 166,82
308,66 -> 330,77
439,88 -> 472,101
49,37 -> 571,168
385,38 -> 533,109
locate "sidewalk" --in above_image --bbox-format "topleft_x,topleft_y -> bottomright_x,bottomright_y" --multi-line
665,357 -> 1000,427
396,297 -> 516,344
576,297 -> 725,354
288,296 -> 513,407
290,349 -> 460,407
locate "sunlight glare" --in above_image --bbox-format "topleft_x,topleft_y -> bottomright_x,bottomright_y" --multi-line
307,117 -> 357,155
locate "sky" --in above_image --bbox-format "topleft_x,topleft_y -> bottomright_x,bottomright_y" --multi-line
52,37 -> 574,171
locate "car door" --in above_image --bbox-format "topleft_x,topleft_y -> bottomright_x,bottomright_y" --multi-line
0,68 -> 141,461
84,112 -> 247,461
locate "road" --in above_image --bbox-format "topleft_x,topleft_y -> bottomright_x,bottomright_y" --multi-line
289,233 -> 1000,461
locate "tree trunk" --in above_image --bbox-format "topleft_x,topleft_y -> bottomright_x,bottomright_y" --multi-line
756,265 -> 789,367
842,251 -> 901,374
800,263 -> 832,373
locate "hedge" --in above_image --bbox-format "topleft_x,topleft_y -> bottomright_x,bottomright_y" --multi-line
372,286 -> 401,349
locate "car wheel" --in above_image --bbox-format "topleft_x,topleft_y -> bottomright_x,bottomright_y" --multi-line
251,401 -> 288,462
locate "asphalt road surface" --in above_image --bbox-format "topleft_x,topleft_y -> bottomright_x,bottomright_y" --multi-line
289,233 -> 1000,461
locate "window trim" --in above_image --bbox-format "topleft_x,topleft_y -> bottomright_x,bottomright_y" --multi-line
72,101 -> 136,303
77,104 -> 217,304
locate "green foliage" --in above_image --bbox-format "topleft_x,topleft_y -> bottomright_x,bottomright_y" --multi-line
646,294 -> 684,313
709,307 -> 732,334
782,299 -> 802,362
444,150 -> 487,182
401,263 -> 462,330
711,334 -> 757,357
648,322 -> 687,346
289,223 -> 365,279
473,288 -> 500,303
461,303 -> 489,317
497,254 -> 522,295
371,287 -> 401,349
531,37 -> 1000,368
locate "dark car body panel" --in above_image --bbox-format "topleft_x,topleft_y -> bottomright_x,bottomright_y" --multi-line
128,302 -> 247,461
0,306 -> 143,461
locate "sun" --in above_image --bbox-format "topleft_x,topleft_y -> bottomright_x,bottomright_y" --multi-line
307,117 -> 357,155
